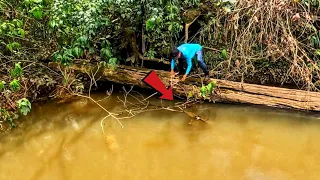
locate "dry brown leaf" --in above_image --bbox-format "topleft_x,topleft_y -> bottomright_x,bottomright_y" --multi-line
292,13 -> 300,21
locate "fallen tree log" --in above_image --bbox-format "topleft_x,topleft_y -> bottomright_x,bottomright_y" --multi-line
49,62 -> 320,112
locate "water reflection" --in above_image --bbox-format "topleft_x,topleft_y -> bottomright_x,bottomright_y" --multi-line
0,94 -> 320,180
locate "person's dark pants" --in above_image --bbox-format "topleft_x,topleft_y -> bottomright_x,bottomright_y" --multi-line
196,49 -> 209,76
176,49 -> 209,76
177,58 -> 185,75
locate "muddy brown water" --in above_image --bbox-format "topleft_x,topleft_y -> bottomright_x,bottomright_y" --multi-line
0,92 -> 320,180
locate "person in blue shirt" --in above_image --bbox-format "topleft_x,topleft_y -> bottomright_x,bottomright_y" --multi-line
170,43 -> 209,81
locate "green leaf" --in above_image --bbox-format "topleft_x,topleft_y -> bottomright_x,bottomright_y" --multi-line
105,19 -> 111,26
0,23 -> 7,30
11,42 -> 21,48
10,79 -> 20,92
207,83 -> 213,93
206,81 -> 216,96
6,42 -> 21,52
187,91 -> 193,99
12,19 -> 23,28
77,36 -> 88,46
11,62 -> 23,77
64,48 -> 73,57
72,47 -> 83,58
17,28 -> 26,37
146,18 -> 155,31
155,17 -> 162,24
89,47 -> 95,54
31,0 -> 42,3
31,7 -> 43,19
316,49 -> 320,56
33,10 -> 43,19
0,81 -> 5,90
7,23 -> 14,31
200,86 -> 207,98
23,0 -> 30,6
61,55 -> 72,66
17,98 -> 32,116
20,107 -> 30,116
6,44 -> 13,52
53,52 -> 62,62
49,21 -> 56,29
221,49 -> 227,59
101,48 -> 112,58
108,58 -> 117,66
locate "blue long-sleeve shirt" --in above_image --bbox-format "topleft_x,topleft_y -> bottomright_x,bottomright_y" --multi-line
171,43 -> 202,75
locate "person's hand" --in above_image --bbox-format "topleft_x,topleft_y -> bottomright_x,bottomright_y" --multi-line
170,70 -> 175,78
181,74 -> 187,82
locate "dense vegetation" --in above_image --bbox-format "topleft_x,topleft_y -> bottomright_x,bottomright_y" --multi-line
1,0 -> 320,129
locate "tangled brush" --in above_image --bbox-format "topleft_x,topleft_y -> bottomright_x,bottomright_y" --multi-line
202,0 -> 320,91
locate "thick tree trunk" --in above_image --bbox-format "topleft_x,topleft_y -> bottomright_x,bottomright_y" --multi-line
50,62 -> 320,112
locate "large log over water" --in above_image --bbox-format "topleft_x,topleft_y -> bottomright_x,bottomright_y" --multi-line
50,62 -> 320,112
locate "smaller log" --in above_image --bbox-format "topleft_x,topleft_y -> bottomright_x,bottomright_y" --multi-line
138,53 -> 170,65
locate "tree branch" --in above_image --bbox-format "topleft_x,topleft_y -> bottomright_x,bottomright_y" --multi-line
185,14 -> 201,43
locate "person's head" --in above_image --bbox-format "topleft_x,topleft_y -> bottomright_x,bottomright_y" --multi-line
170,48 -> 181,60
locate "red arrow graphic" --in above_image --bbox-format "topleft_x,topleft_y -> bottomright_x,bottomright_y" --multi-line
142,70 -> 173,100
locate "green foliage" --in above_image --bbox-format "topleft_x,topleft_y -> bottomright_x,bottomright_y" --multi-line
12,19 -> 23,28
30,6 -> 43,19
0,19 -> 26,39
6,42 -> 21,52
108,58 -> 118,68
301,0 -> 320,8
74,35 -> 89,48
187,91 -> 194,99
49,0 -> 116,65
0,98 -> 31,127
52,35 -> 96,65
101,48 -> 112,59
47,0 -> 202,66
0,19 -> 25,53
53,50 -> 72,66
200,81 -> 216,98
316,49 -> 320,56
0,108 -> 18,127
23,0 -> 47,20
49,0 -> 110,42
10,62 -> 23,77
0,60 -> 32,127
100,39 -> 113,60
17,98 -> 32,116
221,49 -> 227,59
72,47 -> 83,58
146,50 -> 156,59
10,79 -> 20,92
144,1 -> 184,55
53,0 -> 108,30
0,81 -> 5,91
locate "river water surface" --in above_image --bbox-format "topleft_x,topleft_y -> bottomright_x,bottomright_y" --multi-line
0,93 -> 320,180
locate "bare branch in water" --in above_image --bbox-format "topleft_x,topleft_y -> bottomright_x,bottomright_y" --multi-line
55,63 -> 210,137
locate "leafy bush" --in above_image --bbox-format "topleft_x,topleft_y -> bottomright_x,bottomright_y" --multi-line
17,98 -> 32,116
